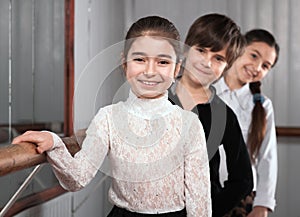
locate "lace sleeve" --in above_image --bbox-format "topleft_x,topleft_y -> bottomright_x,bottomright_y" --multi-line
184,115 -> 212,217
47,109 -> 110,191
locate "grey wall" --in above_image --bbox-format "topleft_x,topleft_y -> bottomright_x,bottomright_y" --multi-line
0,0 -> 64,125
0,0 -> 10,125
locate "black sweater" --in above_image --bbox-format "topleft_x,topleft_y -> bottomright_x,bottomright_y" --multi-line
169,88 -> 253,217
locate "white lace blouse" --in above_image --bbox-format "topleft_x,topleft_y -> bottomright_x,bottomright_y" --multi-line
47,90 -> 211,216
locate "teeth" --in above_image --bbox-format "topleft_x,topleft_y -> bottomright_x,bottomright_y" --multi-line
245,69 -> 253,78
142,81 -> 158,85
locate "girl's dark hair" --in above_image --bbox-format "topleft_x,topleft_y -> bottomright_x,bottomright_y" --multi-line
184,13 -> 245,70
247,29 -> 280,162
248,81 -> 267,162
245,29 -> 280,66
123,16 -> 181,62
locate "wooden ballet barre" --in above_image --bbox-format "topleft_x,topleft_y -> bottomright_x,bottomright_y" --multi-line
0,136 -> 81,177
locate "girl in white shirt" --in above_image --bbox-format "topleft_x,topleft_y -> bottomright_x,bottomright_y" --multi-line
214,29 -> 279,217
12,16 -> 211,217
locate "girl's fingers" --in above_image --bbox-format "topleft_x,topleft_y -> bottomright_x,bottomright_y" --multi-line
36,145 -> 46,154
12,132 -> 41,144
23,130 -> 36,135
12,132 -> 53,149
11,131 -> 54,154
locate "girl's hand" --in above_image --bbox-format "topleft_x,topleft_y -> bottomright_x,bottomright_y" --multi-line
12,131 -> 54,154
247,206 -> 268,217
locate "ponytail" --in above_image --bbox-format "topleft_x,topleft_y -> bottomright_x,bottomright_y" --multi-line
248,81 -> 267,162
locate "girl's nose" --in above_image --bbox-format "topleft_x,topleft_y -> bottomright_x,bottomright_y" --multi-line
144,61 -> 156,75
253,63 -> 262,76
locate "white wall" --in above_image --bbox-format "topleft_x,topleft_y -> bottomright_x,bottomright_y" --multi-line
0,0 -> 65,125
129,0 -> 300,127
73,0 -> 127,130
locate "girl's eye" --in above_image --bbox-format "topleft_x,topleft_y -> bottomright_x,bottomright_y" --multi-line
158,60 -> 170,65
251,53 -> 257,59
262,63 -> 270,71
133,58 -> 145,62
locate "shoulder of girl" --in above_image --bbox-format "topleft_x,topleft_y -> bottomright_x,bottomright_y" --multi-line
180,109 -> 201,124
93,104 -> 114,121
95,102 -> 123,115
262,96 -> 274,110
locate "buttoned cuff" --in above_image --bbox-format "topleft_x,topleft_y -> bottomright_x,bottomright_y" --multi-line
253,197 -> 276,212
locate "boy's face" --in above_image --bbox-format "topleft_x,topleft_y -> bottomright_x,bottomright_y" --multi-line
125,36 -> 179,99
183,46 -> 227,87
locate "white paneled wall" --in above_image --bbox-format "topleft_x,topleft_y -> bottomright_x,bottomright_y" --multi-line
0,0 -> 64,124
74,0 -> 127,129
288,0 -> 300,126
129,0 -> 300,128
14,193 -> 72,217
271,0 -> 289,126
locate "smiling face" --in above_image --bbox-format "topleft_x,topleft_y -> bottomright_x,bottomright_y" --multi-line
183,46 -> 228,88
231,41 -> 277,87
124,36 -> 179,99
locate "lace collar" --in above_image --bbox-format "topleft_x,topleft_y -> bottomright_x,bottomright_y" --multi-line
124,89 -> 175,120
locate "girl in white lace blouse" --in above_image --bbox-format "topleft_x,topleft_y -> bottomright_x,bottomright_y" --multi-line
13,16 -> 211,217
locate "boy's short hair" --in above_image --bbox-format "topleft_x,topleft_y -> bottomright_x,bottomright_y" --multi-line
185,13 -> 245,70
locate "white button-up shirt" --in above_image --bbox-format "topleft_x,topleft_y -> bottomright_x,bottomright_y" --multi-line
214,77 -> 277,211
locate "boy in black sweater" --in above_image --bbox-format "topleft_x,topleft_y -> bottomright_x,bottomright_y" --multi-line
169,13 -> 253,217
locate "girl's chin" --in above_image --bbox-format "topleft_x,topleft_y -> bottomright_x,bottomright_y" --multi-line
138,93 -> 164,99
133,90 -> 164,99
243,76 -> 254,83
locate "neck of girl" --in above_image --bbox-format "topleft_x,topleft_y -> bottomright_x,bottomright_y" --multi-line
224,69 -> 245,90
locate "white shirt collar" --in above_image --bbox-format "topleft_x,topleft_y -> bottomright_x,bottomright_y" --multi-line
215,77 -> 252,110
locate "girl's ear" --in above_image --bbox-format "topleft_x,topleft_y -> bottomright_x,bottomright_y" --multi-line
174,60 -> 182,78
121,52 -> 127,72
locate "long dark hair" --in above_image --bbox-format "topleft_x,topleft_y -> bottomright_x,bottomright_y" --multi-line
247,29 -> 280,162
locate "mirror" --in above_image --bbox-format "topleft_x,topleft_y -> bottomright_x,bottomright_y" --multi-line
0,0 -> 65,210
0,0 -> 65,146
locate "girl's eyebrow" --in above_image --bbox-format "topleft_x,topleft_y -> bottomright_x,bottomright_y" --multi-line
157,54 -> 173,59
131,52 -> 173,59
131,52 -> 146,56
